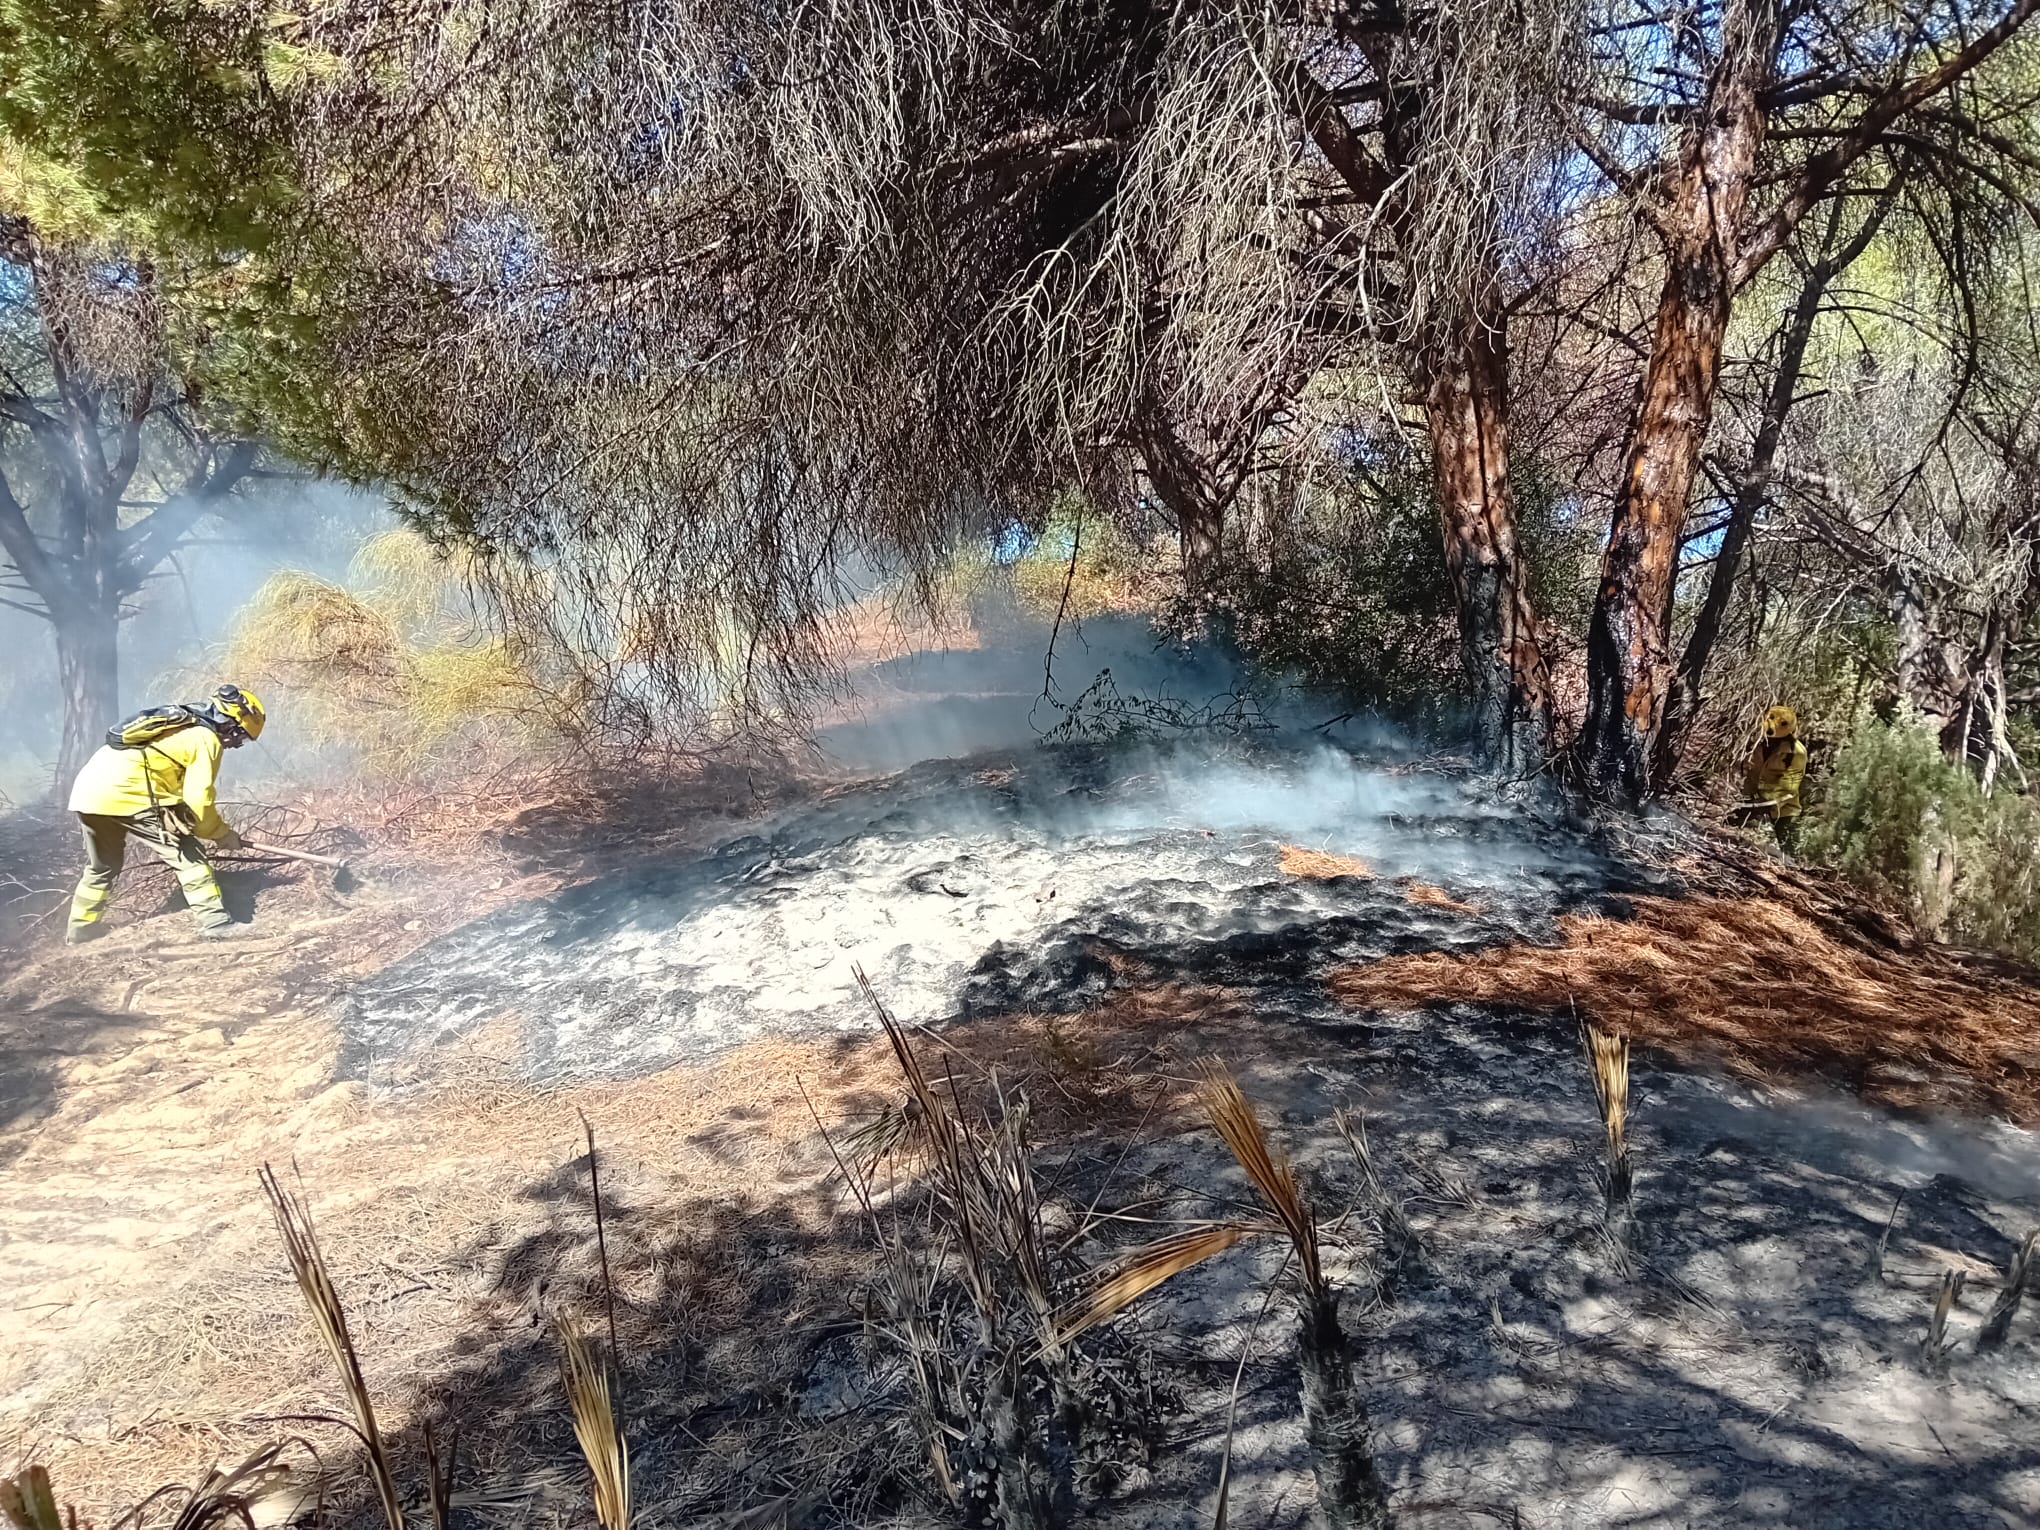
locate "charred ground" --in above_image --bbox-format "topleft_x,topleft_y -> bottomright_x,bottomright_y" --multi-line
2,733 -> 2037,1530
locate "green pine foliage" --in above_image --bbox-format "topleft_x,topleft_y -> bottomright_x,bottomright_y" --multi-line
0,0 -> 299,252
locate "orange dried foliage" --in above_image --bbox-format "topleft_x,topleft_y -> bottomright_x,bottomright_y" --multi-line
1400,881 -> 1484,914
1328,895 -> 2040,1123
1279,845 -> 1374,879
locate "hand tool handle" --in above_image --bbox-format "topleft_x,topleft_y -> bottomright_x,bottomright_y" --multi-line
242,839 -> 349,870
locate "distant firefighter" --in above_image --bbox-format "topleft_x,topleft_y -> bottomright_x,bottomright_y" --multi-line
65,684 -> 266,944
1741,704 -> 1807,850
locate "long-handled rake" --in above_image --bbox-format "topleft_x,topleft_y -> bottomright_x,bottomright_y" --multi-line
240,838 -> 360,893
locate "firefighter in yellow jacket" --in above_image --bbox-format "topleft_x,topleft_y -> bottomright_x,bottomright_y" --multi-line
1743,704 -> 1808,850
65,684 -> 266,943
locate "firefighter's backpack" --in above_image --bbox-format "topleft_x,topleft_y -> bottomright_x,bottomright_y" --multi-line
104,704 -> 215,751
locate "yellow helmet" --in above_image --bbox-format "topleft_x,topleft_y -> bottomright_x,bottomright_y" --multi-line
213,683 -> 266,742
1762,704 -> 1798,740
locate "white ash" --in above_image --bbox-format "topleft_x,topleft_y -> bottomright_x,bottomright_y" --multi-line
337,739 -> 1651,1084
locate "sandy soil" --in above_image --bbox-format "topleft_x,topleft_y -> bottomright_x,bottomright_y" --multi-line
2,745 -> 2038,1530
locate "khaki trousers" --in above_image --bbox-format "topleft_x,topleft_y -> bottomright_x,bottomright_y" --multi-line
69,811 -> 229,933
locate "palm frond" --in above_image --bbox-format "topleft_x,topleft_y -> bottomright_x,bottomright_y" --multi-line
1049,1223 -> 1263,1349
259,1164 -> 405,1530
1332,1109 -> 1418,1259
556,1319 -> 631,1530
837,1096 -> 930,1172
1199,1063 -> 1323,1297
1578,1017 -> 1634,1239
164,1444 -> 316,1530
1580,1021 -> 1629,1147
1924,1268 -> 1966,1364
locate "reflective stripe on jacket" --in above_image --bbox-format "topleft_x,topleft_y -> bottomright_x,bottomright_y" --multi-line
67,725 -> 232,838
1744,738 -> 1808,819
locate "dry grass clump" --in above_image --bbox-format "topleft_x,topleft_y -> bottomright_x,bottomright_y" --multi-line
1328,894 -> 2040,1122
1399,882 -> 1482,914
259,1148 -> 636,1530
214,566 -> 566,783
1275,849 -> 1483,915
1280,845 -> 1375,879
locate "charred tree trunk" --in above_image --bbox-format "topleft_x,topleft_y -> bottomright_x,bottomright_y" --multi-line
1423,313 -> 1555,768
52,596 -> 120,785
1580,1 -> 1783,802
1296,1291 -> 1393,1530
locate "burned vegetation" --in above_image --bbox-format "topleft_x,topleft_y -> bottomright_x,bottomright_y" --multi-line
9,739 -> 2038,1530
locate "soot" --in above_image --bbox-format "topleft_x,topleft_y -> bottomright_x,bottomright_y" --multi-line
335,736 -> 1670,1085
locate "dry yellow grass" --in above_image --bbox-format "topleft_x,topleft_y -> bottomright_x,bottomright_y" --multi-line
1399,881 -> 1483,914
1279,846 -> 1374,879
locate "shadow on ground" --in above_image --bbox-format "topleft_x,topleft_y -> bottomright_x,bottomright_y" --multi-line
0,998 -> 141,1163
292,978 -> 2040,1530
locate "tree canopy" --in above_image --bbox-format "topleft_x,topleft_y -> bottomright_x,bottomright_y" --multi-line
3,0 -> 2039,797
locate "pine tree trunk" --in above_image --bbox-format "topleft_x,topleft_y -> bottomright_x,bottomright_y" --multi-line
1423,315 -> 1554,769
1141,429 -> 1229,600
1174,495 -> 1225,598
1653,263 -> 1818,779
53,599 -> 120,792
1580,1 -> 1782,802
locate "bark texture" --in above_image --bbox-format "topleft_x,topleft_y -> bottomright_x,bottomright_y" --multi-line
53,598 -> 121,784
1581,2 -> 1783,801
1422,313 -> 1555,766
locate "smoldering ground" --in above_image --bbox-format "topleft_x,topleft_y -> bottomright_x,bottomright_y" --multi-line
319,689 -> 2038,1526
7,617 -> 2039,1530
333,727 -> 1644,1084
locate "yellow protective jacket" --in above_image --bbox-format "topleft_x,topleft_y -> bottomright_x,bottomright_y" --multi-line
1744,737 -> 1808,820
68,725 -> 233,839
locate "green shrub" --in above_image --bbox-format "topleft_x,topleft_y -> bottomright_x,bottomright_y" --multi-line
1799,708 -> 1977,909
1801,707 -> 2040,961
1954,788 -> 2040,961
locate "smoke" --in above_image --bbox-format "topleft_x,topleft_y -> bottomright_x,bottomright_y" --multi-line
817,609 -> 1409,773
0,481 -> 398,805
338,717 -> 1630,1083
